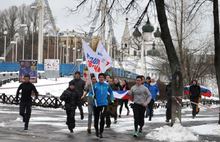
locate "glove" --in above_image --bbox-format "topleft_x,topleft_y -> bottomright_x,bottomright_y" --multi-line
129,103 -> 134,108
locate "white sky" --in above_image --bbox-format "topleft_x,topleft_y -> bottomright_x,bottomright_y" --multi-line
0,0 -> 129,43
0,0 -> 214,45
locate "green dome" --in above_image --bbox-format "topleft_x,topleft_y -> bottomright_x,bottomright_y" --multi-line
142,18 -> 154,33
154,27 -> 161,38
132,27 -> 142,38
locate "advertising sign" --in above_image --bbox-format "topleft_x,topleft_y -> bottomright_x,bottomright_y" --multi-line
19,60 -> 37,83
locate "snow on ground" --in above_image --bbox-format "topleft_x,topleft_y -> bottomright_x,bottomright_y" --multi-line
0,77 -> 72,97
146,122 -> 199,142
0,103 -> 219,141
189,124 -> 220,136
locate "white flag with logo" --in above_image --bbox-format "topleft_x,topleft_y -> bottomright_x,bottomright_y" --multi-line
82,40 -> 102,79
96,41 -> 112,72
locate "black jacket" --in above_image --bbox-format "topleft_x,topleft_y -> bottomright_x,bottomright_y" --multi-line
60,88 -> 79,109
69,78 -> 85,96
16,82 -> 38,103
189,85 -> 201,101
165,82 -> 172,101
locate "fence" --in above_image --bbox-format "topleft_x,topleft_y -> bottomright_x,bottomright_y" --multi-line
0,93 -> 64,108
0,93 -> 219,109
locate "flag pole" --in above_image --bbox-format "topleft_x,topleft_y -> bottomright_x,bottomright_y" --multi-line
82,39 -> 97,107
87,70 -> 97,107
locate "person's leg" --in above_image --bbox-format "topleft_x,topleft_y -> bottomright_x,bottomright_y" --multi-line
124,100 -> 130,115
93,106 -> 101,137
19,103 -> 25,122
24,103 -> 32,130
132,104 -> 139,132
87,104 -> 93,133
166,100 -> 172,122
139,105 -> 146,133
78,102 -> 84,120
100,107 -> 107,138
105,109 -> 111,128
148,99 -> 154,121
192,102 -> 197,118
119,101 -> 123,117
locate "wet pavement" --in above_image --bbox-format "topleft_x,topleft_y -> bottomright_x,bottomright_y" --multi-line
0,104 -> 219,142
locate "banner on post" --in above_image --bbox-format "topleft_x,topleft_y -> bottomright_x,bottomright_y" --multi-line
19,60 -> 37,83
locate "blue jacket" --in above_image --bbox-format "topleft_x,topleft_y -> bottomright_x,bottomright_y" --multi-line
91,82 -> 114,107
144,83 -> 159,101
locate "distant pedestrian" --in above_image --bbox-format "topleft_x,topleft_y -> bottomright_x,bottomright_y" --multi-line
16,74 -> 38,130
165,82 -> 172,122
109,78 -> 122,124
81,74 -> 97,134
92,73 -> 114,138
129,75 -> 151,137
69,71 -> 85,120
144,77 -> 159,121
189,80 -> 201,118
119,80 -> 130,117
60,81 -> 79,133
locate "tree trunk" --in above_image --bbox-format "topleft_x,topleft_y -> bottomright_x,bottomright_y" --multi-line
213,0 -> 220,124
155,0 -> 183,126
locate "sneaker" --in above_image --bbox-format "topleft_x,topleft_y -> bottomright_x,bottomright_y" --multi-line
105,125 -> 110,128
24,127 -> 28,131
133,131 -> 138,137
114,120 -> 117,124
99,133 -> 103,138
119,115 -> 121,118
87,129 -> 91,134
166,119 -> 169,123
139,128 -> 142,133
68,126 -> 73,133
95,131 -> 99,137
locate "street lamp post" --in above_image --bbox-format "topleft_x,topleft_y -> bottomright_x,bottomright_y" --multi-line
3,30 -> 7,61
14,33 -> 19,62
46,33 -> 50,59
74,35 -> 77,64
20,24 -> 27,60
31,22 -> 34,60
66,30 -> 69,63
10,41 -> 16,62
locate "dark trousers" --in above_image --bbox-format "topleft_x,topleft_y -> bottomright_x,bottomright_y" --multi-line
147,99 -> 155,120
93,106 -> 107,134
166,99 -> 172,121
66,109 -> 76,130
77,102 -> 84,116
119,99 -> 130,115
19,102 -> 32,128
105,111 -> 111,127
191,102 -> 197,117
133,103 -> 146,131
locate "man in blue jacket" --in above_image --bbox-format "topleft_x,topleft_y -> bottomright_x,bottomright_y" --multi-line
92,73 -> 114,138
144,76 -> 159,121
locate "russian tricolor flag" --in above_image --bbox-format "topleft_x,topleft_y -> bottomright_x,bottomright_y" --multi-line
184,85 -> 212,97
113,90 -> 130,100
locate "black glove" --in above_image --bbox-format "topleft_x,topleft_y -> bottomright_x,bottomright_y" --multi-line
129,103 -> 134,108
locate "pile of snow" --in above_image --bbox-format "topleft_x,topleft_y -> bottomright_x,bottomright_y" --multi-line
189,124 -> 220,136
146,122 -> 199,142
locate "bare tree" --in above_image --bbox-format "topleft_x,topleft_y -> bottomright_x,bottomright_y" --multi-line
213,0 -> 220,124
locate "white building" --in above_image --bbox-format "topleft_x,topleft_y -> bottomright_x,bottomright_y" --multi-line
120,18 -> 167,81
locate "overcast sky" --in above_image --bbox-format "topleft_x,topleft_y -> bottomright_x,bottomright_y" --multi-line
0,0 -> 214,46
0,0 -> 130,43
